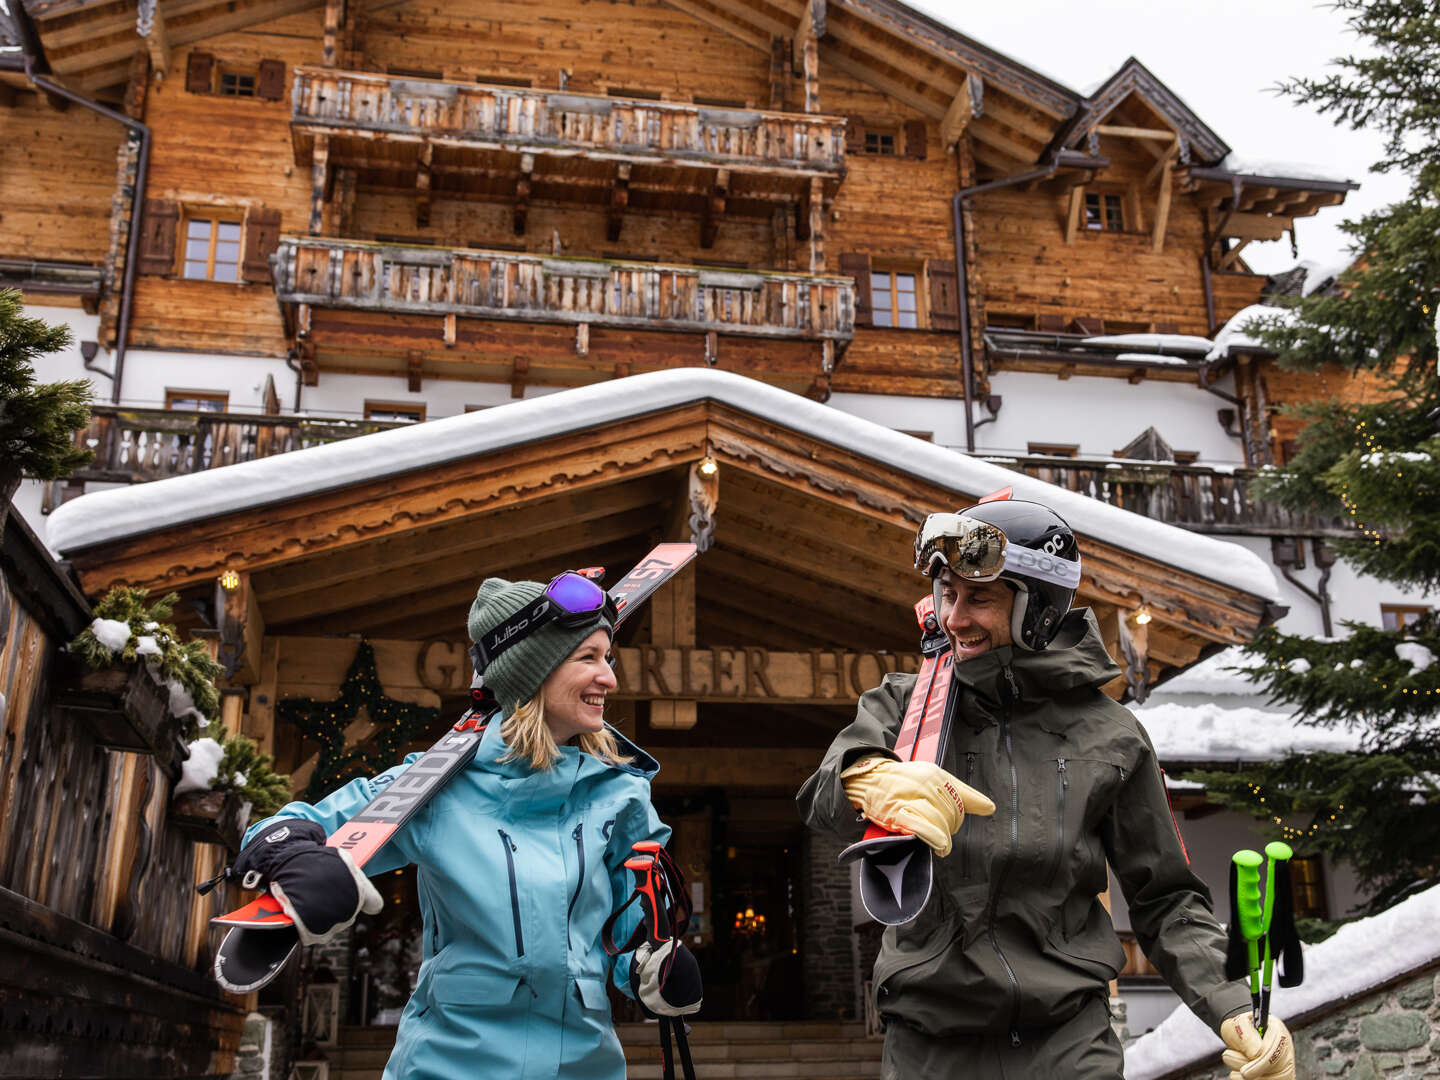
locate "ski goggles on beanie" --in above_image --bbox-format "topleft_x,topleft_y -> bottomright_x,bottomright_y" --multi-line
471,570 -> 618,671
915,512 -> 1082,589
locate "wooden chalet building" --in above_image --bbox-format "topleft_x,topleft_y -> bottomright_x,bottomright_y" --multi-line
0,0 -> 1419,1072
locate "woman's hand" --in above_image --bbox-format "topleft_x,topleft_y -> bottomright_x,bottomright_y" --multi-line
632,940 -> 703,1016
841,754 -> 996,857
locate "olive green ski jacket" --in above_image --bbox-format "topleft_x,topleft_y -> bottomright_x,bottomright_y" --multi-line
797,609 -> 1251,1037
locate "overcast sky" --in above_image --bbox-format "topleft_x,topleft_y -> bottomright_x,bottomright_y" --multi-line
920,0 -> 1409,275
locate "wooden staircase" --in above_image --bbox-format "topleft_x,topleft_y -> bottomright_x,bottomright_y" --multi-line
325,1021 -> 882,1080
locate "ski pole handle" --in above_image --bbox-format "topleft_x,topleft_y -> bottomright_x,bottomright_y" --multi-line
624,855 -> 672,945
1259,841 -> 1293,1032
1232,849 -> 1264,1000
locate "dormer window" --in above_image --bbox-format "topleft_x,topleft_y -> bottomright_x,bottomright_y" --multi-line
1085,192 -> 1124,231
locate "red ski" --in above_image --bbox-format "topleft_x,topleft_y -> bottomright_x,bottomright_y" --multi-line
212,542 -> 699,992
838,594 -> 958,925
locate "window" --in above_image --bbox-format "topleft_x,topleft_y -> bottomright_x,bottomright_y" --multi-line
871,270 -> 918,328
182,213 -> 243,282
863,130 -> 896,155
1173,451 -> 1200,464
218,69 -> 256,97
1290,855 -> 1329,920
166,389 -> 229,412
1381,604 -> 1431,630
364,401 -> 426,423
1027,443 -> 1079,458
1085,192 -> 1124,231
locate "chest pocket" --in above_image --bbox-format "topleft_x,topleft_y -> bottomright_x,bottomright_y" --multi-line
1040,755 -> 1127,891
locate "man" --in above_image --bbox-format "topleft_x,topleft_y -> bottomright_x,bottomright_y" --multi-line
797,496 -> 1293,1079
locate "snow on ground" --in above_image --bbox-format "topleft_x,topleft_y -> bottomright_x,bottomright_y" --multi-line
1083,333 -> 1215,354
1217,154 -> 1357,185
1125,883 -> 1440,1079
45,369 -> 1282,601
1207,305 -> 1293,359
1133,701 -> 1361,761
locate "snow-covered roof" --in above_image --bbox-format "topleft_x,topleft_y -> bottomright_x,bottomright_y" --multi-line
1151,646 -> 1264,697
1206,304 -> 1293,360
1125,883 -> 1440,1078
1297,254 -> 1358,298
46,369 -> 1281,601
1217,153 -> 1358,186
1083,333 -> 1215,354
1134,701 -> 1361,762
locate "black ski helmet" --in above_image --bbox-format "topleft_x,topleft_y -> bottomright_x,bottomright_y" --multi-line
918,497 -> 1081,651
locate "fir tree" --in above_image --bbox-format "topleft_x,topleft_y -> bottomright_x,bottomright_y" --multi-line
0,289 -> 92,501
1185,0 -> 1440,916
213,729 -> 291,819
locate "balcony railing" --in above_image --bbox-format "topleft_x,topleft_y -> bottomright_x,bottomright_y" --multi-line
274,237 -> 855,342
291,67 -> 847,177
49,406 -> 405,494
987,455 -> 1349,536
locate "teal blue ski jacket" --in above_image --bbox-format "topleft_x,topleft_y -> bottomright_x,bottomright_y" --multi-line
244,720 -> 668,1079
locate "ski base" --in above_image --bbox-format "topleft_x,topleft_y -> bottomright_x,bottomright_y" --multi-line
215,924 -> 300,993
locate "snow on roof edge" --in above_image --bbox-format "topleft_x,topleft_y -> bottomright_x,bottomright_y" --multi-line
1124,882 -> 1440,1079
46,370 -> 1280,601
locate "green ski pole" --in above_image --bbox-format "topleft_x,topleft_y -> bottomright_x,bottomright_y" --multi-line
1260,841 -> 1293,1034
1232,849 -> 1265,1025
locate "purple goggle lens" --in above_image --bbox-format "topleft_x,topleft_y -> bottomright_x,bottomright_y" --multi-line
546,572 -> 606,624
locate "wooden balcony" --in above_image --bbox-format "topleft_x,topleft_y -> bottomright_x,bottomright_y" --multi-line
290,67 -> 846,232
274,237 -> 854,397
987,455 -> 1349,536
45,406 -> 404,501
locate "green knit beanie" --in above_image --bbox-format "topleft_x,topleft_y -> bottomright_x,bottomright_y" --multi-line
466,577 -> 614,716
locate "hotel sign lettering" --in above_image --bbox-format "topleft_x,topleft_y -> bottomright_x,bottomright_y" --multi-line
416,641 -> 922,703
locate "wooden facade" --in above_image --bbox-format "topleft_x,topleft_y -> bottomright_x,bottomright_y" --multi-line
0,510 -> 247,1079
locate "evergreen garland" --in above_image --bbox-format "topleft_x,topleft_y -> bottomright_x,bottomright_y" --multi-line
213,728 -> 292,819
1182,0 -> 1440,916
0,288 -> 93,481
277,640 -> 438,802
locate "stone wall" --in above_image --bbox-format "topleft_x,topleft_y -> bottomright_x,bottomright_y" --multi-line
1168,964 -> 1440,1079
802,831 -> 856,1020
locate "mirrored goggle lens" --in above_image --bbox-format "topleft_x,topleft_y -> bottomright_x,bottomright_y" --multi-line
546,572 -> 606,617
915,514 -> 1008,580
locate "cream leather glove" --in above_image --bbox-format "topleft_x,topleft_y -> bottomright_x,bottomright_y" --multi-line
1220,1014 -> 1294,1080
841,754 -> 996,857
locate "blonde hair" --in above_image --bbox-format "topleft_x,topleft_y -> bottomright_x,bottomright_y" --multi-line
499,692 -> 633,771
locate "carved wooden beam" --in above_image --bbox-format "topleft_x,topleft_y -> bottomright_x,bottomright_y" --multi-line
769,36 -> 788,110
407,349 -> 423,392
335,167 -> 357,235
141,1 -> 169,78
1220,212 -> 1293,242
607,163 -> 630,242
1064,184 -> 1084,245
1151,151 -> 1174,254
514,152 -> 533,236
415,141 -> 433,228
322,0 -> 345,68
215,572 -> 265,684
309,134 -> 330,235
793,0 -> 825,70
700,167 -> 728,249
443,311 -> 456,348
807,175 -> 824,272
511,356 -> 529,398
941,72 -> 981,150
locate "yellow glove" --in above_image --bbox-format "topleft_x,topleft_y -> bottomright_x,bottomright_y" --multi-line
1219,1014 -> 1294,1080
840,754 -> 996,857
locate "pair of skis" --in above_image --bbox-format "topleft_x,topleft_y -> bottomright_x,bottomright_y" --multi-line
211,542 -> 699,994
838,594 -> 957,926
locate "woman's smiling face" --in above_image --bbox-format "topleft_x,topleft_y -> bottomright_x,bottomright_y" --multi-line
541,628 -> 617,744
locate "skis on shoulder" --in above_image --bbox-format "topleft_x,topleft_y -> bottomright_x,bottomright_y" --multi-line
211,542 -> 699,993
838,594 -> 957,926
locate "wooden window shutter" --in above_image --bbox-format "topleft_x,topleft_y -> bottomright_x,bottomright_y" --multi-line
844,117 -> 862,155
904,120 -> 927,160
137,199 -> 180,275
927,259 -> 959,331
241,206 -> 283,283
839,252 -> 872,327
186,51 -> 214,94
256,59 -> 287,101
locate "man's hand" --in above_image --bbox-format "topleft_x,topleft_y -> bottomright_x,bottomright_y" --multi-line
841,754 -> 995,857
1219,1013 -> 1294,1080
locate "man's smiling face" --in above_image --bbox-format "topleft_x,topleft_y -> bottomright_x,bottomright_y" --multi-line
936,569 -> 1015,661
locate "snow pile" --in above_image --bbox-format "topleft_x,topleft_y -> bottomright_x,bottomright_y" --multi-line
44,369 -> 1282,601
1152,647 -> 1264,697
1133,701 -> 1360,762
174,737 -> 225,796
1083,333 -> 1214,354
1298,254 -> 1357,297
1207,305 -> 1292,360
1396,642 -> 1435,674
1125,883 -> 1440,1079
1114,352 -> 1195,366
82,618 -> 207,727
1286,658 -> 1312,674
1361,450 -> 1432,466
89,618 -> 132,653
1217,154 -> 1357,185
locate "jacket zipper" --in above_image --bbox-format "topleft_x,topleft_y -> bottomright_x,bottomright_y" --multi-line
960,751 -> 978,878
989,666 -> 1023,1046
1046,758 -> 1068,887
497,829 -> 525,957
567,821 -> 586,922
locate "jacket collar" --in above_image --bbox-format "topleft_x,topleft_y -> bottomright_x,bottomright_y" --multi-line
474,716 -> 660,782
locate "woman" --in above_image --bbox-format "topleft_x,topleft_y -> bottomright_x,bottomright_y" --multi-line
230,574 -> 702,1079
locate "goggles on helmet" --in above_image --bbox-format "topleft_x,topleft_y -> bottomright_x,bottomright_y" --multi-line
915,512 -> 1082,590
472,571 -> 617,672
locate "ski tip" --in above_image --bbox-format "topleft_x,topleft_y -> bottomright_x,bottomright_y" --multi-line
214,925 -> 300,993
212,892 -> 295,929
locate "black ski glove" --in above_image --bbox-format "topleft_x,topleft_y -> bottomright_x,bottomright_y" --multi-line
232,819 -> 382,945
630,940 -> 703,1017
